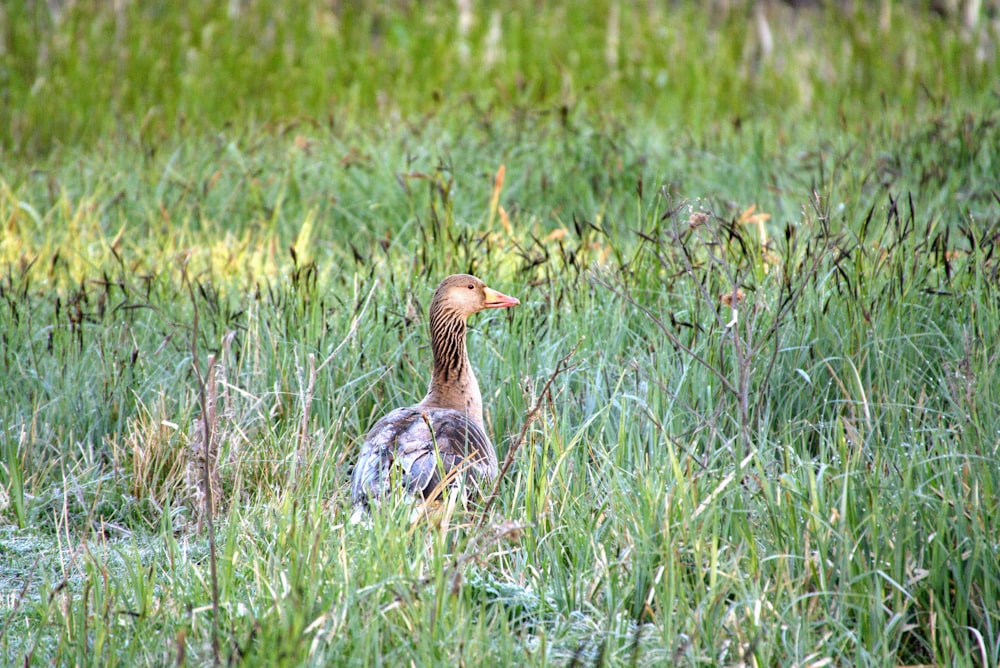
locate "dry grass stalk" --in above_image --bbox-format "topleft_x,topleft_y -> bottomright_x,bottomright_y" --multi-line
107,393 -> 185,510
185,332 -> 238,531
187,354 -> 221,532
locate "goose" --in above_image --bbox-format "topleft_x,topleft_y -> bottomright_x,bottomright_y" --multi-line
351,274 -> 519,510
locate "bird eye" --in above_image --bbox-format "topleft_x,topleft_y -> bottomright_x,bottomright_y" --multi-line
467,283 -> 474,290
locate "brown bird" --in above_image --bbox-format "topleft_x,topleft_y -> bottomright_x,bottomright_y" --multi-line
351,274 -> 520,510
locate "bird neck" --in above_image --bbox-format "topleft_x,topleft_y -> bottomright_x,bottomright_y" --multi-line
419,303 -> 484,426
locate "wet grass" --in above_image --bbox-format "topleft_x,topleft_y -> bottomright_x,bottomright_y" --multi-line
2,1 -> 1000,666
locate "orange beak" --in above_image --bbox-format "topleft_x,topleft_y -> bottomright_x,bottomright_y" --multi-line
482,286 -> 520,309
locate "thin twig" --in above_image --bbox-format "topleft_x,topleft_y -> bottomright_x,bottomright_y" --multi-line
477,339 -> 582,527
593,274 -> 738,396
315,279 -> 379,375
181,261 -> 221,667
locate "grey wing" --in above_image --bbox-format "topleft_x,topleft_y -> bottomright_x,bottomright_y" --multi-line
350,407 -> 422,507
402,409 -> 498,498
350,407 -> 498,507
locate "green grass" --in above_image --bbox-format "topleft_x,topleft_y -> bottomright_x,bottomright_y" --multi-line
2,1 -> 1000,665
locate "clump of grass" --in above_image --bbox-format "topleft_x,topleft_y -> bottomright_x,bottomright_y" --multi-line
106,393 -> 186,519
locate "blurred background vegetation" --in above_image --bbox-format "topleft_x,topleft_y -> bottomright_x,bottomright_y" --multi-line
2,0 -> 998,158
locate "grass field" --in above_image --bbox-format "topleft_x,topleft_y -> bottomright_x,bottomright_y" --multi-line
2,1 -> 1000,665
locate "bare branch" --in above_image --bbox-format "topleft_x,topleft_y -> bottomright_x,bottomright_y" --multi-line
477,338 -> 582,526
180,260 -> 221,667
592,274 -> 738,396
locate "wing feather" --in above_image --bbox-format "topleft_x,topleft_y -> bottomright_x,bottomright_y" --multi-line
350,407 -> 499,508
